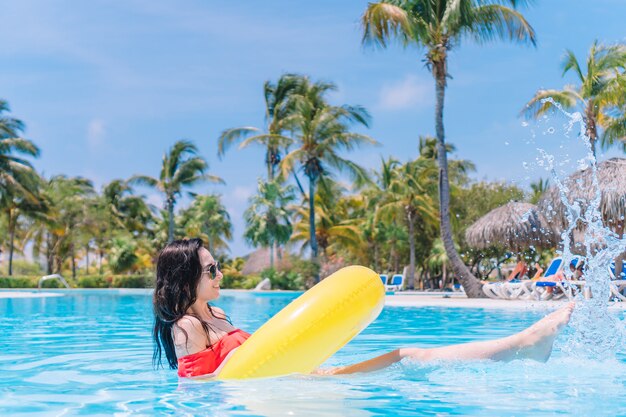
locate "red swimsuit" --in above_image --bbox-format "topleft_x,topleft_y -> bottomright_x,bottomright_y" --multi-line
177,329 -> 251,378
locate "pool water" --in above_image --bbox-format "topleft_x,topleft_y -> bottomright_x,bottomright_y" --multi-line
1,290 -> 625,416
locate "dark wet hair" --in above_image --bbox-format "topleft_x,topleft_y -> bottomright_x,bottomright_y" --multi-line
152,238 -> 227,369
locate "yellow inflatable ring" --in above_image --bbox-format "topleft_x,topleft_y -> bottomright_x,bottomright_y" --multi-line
217,265 -> 385,380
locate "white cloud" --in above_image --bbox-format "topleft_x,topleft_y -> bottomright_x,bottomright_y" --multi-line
378,74 -> 432,111
87,119 -> 106,149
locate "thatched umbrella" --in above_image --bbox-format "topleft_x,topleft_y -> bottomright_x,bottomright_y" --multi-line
465,202 -> 559,252
538,157 -> 626,235
241,248 -> 290,275
538,157 -> 626,274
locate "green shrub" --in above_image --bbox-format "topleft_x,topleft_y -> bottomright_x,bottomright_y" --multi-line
0,276 -> 38,288
77,275 -> 110,288
221,272 -> 261,289
111,275 -> 154,288
0,274 -> 155,289
289,260 -> 320,289
260,268 -> 305,290
9,260 -> 43,276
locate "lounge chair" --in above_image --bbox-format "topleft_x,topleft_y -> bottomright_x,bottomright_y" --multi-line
608,260 -> 626,301
531,257 -> 584,301
380,274 -> 389,287
386,274 -> 404,291
482,258 -> 564,300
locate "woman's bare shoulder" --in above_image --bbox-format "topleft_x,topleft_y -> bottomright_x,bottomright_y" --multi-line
173,315 -> 208,356
211,306 -> 227,319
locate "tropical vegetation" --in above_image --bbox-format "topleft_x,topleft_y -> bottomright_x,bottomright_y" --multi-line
1,2 -> 626,293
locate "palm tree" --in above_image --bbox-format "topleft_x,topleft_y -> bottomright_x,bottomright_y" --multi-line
281,77 -> 377,272
86,180 -> 155,274
244,179 -> 295,268
218,74 -> 301,181
101,179 -> 155,234
522,41 -> 626,156
427,238 -> 451,289
132,140 -> 223,243
181,194 -> 233,254
290,178 -> 363,261
529,177 -> 549,204
378,158 -> 438,288
0,178 -> 46,275
0,99 -> 43,275
361,0 -> 536,297
28,176 -> 95,276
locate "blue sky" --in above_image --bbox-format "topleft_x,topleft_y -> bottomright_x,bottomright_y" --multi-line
1,0 -> 624,256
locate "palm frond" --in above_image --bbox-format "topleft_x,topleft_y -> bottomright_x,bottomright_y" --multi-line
521,88 -> 580,119
361,2 -> 412,48
561,49 -> 584,82
217,127 -> 261,157
129,175 -> 159,189
0,137 -> 40,158
325,153 -> 372,188
601,114 -> 626,150
468,4 -> 536,46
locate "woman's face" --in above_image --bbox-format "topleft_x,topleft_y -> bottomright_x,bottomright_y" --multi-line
197,247 -> 223,301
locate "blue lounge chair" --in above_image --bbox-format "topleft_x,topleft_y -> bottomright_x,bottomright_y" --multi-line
483,258 -> 565,300
533,256 -> 584,301
608,260 -> 626,301
609,260 -> 626,280
380,274 -> 389,286
386,274 -> 404,291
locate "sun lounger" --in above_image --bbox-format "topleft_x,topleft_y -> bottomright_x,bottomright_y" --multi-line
530,257 -> 584,301
385,274 -> 404,291
380,274 -> 389,287
482,258 -> 564,300
608,260 -> 626,301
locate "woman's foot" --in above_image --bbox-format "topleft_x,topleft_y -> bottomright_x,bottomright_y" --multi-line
516,302 -> 574,362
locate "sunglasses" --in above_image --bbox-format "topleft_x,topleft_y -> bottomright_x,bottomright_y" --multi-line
202,261 -> 221,280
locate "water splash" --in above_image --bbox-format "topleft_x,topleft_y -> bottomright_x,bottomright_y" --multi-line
536,98 -> 626,359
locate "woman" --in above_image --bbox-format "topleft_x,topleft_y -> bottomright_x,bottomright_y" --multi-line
153,238 -> 574,378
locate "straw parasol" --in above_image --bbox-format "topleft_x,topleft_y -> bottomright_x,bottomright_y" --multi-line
241,248 -> 291,275
538,157 -> 626,235
465,202 -> 559,252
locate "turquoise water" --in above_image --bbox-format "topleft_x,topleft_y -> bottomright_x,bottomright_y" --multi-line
1,290 -> 625,416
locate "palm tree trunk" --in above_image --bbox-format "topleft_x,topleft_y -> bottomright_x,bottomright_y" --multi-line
585,101 -> 597,157
266,150 -> 273,181
167,197 -> 175,243
308,178 -> 319,282
99,249 -> 104,275
433,56 -> 484,298
407,212 -> 416,289
616,221 -> 624,278
270,243 -> 275,269
373,244 -> 379,272
8,210 -> 15,276
71,244 -> 76,278
85,244 -> 90,274
293,169 -> 306,198
46,233 -> 53,275
394,249 -> 399,274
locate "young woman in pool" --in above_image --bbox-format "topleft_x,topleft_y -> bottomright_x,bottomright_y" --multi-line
153,238 -> 574,378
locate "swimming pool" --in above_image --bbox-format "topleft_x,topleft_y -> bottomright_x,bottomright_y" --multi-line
1,290 -> 625,416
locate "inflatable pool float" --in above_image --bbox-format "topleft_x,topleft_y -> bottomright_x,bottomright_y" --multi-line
217,265 -> 385,379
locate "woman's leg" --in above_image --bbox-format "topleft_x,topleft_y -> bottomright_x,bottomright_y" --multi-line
321,303 -> 573,375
